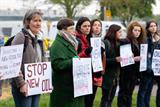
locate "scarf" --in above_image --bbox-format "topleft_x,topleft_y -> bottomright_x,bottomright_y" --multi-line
59,31 -> 78,50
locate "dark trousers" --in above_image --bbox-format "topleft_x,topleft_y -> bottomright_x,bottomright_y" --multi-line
100,79 -> 117,107
118,70 -> 137,107
137,73 -> 154,107
85,85 -> 98,107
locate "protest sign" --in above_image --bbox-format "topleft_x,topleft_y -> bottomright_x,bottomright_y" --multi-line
0,44 -> 23,80
152,49 -> 160,76
72,58 -> 92,98
25,62 -> 53,96
120,44 -> 135,67
140,44 -> 148,72
90,37 -> 103,72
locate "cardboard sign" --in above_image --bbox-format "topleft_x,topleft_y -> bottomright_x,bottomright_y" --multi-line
0,44 -> 23,80
91,37 -> 103,72
72,58 -> 92,98
120,44 -> 135,67
152,49 -> 160,76
140,44 -> 148,72
25,62 -> 53,96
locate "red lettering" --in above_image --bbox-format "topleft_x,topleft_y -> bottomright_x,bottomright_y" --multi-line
27,65 -> 32,77
42,63 -> 47,74
27,78 -> 40,88
42,79 -> 52,92
37,64 -> 43,75
32,64 -> 37,76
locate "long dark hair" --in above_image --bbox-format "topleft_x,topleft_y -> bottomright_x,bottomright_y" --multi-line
146,20 -> 158,53
104,24 -> 121,50
146,20 -> 158,37
75,17 -> 90,34
87,19 -> 102,44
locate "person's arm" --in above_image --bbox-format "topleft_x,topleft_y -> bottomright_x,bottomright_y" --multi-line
11,33 -> 26,88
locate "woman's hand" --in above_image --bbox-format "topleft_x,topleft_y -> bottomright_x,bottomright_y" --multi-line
116,56 -> 122,62
134,56 -> 141,62
20,83 -> 28,96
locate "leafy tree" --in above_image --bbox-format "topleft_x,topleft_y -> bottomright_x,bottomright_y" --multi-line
101,0 -> 156,26
50,0 -> 92,18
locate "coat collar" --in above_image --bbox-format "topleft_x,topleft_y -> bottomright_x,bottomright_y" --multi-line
57,34 -> 77,55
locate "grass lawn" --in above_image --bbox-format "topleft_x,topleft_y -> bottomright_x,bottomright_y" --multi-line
0,86 -> 156,107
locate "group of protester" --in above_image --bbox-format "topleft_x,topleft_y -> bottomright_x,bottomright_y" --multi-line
50,15 -> 160,107
0,8 -> 160,107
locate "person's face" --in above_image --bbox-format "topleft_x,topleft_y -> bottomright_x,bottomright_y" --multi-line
92,21 -> 102,36
29,14 -> 42,35
66,26 -> 75,35
80,21 -> 91,35
116,29 -> 122,40
148,22 -> 157,34
132,26 -> 141,38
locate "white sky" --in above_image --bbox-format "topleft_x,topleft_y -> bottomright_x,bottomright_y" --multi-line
152,0 -> 160,15
0,0 -> 160,15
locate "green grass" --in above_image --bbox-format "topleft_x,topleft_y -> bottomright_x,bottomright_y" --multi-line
0,87 -> 156,107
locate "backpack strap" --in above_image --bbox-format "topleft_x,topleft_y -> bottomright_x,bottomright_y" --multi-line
21,28 -> 35,52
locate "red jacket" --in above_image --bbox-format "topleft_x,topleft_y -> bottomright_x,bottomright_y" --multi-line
76,32 -> 90,57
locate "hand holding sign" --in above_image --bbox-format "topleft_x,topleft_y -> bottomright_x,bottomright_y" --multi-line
20,83 -> 28,96
25,62 -> 53,96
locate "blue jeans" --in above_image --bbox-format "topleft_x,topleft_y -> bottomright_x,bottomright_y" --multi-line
155,77 -> 160,107
137,73 -> 154,107
11,85 -> 40,107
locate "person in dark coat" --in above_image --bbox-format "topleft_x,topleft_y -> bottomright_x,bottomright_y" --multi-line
118,21 -> 146,107
137,20 -> 160,107
85,19 -> 106,107
75,17 -> 93,107
100,24 -> 122,107
50,18 -> 84,107
75,17 -> 92,58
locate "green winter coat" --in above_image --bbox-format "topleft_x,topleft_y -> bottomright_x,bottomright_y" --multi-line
49,34 -> 84,107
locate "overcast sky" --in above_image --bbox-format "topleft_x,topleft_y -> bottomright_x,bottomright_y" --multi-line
0,0 -> 160,15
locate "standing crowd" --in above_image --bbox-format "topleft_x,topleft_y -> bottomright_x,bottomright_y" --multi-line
0,9 -> 160,107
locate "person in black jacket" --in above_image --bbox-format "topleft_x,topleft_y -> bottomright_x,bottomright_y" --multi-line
100,24 -> 122,107
118,21 -> 146,107
85,19 -> 106,107
137,20 -> 160,107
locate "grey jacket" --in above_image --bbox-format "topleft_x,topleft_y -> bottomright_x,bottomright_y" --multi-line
11,29 -> 44,88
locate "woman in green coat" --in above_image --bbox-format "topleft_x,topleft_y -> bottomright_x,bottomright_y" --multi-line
49,18 -> 85,107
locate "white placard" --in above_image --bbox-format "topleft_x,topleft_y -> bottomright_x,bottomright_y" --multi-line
91,37 -> 103,72
120,44 -> 135,67
0,44 -> 24,80
25,62 -> 53,96
72,58 -> 92,98
140,44 -> 148,72
152,49 -> 160,76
